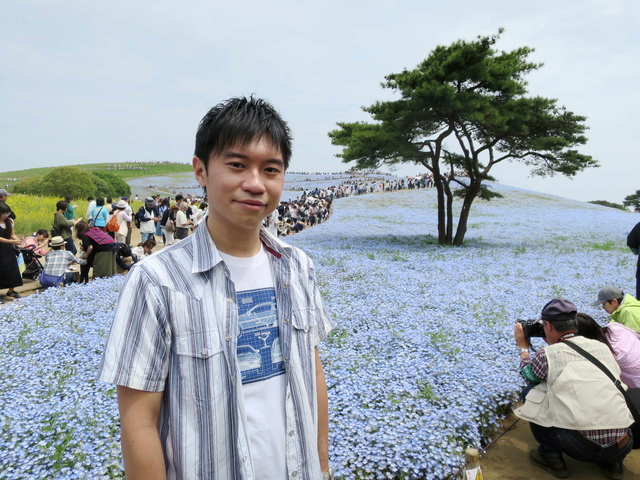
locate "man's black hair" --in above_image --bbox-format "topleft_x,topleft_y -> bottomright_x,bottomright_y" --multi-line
96,197 -> 105,207
195,96 -> 292,171
56,200 -> 68,212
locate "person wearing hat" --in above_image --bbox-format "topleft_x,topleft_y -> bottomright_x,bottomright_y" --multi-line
0,189 -> 16,221
40,236 -> 86,288
514,298 -> 634,479
121,197 -> 134,246
628,221 -> 640,300
113,200 -> 132,245
136,197 -> 160,243
591,286 -> 640,333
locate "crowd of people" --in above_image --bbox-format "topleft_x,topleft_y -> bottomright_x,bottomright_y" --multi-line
0,189 -> 213,299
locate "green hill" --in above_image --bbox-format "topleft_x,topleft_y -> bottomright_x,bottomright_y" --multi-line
0,162 -> 193,182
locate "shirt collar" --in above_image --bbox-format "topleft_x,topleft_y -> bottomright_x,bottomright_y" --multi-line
191,216 -> 292,274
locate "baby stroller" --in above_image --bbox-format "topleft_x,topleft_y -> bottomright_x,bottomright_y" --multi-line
20,247 -> 45,280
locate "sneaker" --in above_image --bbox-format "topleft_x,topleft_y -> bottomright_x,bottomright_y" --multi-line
597,460 -> 624,480
529,449 -> 570,478
6,291 -> 22,299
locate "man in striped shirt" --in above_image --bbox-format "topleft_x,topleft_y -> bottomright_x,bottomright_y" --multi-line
99,96 -> 335,480
514,299 -> 633,479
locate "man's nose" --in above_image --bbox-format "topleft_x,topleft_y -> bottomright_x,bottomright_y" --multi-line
241,169 -> 266,193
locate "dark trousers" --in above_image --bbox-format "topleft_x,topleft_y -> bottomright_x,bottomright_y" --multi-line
65,236 -> 76,255
529,422 -> 632,464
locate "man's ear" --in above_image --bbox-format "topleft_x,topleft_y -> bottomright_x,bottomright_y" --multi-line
193,156 -> 207,187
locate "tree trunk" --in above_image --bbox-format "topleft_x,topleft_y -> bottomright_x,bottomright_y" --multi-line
443,181 -> 453,244
453,179 -> 482,246
431,164 -> 447,245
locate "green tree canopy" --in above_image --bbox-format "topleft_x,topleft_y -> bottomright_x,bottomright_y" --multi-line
40,167 -> 96,199
90,171 -> 131,198
12,176 -> 43,194
329,30 -> 598,245
623,190 -> 640,212
589,200 -> 626,211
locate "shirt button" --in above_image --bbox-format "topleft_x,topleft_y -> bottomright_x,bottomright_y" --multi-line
227,298 -> 233,303
201,348 -> 208,355
284,318 -> 289,324
284,357 -> 289,363
287,392 -> 291,399
283,283 -> 288,288
289,430 -> 294,436
292,472 -> 297,477
231,376 -> 235,382
242,456 -> 247,462
304,326 -> 308,332
226,335 -> 231,341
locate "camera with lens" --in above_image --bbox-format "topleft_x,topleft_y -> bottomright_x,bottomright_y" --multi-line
517,318 -> 545,340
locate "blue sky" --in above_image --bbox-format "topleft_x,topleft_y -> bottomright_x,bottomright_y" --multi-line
1,0 -> 638,203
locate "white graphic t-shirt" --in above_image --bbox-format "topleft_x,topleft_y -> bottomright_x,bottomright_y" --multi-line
218,245 -> 286,479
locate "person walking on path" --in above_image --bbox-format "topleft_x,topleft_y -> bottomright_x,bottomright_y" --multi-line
53,200 -> 82,255
628,221 -> 640,300
0,203 -> 23,302
85,196 -> 96,224
136,197 -> 159,243
91,198 -> 109,230
113,200 -> 132,245
98,96 -> 335,480
174,201 -> 192,240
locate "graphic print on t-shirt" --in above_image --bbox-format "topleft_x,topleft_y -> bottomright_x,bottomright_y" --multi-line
236,287 -> 285,384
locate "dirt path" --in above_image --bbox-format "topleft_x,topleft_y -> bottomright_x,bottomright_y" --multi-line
481,416 -> 640,479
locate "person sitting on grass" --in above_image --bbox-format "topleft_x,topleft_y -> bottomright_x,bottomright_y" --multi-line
591,286 -> 640,333
40,236 -> 86,288
23,229 -> 49,256
514,298 -> 634,480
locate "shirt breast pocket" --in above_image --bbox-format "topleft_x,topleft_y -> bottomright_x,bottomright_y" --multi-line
292,307 -> 314,348
175,329 -> 224,401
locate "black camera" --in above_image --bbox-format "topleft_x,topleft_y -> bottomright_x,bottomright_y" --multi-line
517,318 -> 545,340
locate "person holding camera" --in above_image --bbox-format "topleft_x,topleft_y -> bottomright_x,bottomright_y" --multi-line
514,298 -> 634,479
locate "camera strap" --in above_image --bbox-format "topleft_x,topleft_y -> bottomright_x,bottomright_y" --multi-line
563,340 -> 640,424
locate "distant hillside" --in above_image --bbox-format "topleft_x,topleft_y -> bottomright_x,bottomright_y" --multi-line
0,162 -> 193,182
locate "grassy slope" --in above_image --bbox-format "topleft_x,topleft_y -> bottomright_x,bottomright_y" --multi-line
0,162 -> 193,181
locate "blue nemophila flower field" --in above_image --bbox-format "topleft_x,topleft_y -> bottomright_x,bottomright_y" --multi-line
1,183 -> 637,479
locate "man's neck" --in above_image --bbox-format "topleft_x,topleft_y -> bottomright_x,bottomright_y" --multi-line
206,216 -> 262,258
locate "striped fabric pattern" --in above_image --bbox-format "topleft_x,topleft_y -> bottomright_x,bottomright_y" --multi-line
98,223 -> 334,479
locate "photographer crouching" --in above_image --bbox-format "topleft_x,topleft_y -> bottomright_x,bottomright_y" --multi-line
513,298 -> 634,479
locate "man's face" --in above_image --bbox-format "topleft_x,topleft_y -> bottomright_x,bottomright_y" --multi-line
0,194 -> 6,202
603,299 -> 618,314
193,136 -> 285,235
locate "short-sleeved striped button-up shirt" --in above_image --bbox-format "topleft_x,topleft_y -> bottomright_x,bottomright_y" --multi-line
98,223 -> 334,479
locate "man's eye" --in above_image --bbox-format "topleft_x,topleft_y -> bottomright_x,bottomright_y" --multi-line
229,162 -> 245,168
265,167 -> 281,174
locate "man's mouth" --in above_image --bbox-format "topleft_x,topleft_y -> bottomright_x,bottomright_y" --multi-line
237,199 -> 267,207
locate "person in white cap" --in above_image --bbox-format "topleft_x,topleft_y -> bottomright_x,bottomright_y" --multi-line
591,286 -> 640,333
113,200 -> 132,245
